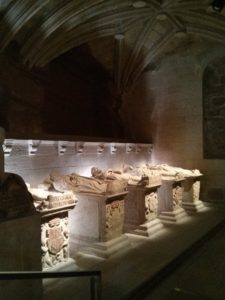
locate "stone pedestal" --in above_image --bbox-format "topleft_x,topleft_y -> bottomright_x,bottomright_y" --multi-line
39,204 -> 76,269
69,192 -> 130,258
29,188 -> 77,269
158,180 -> 187,224
182,176 -> 204,213
0,213 -> 43,300
124,182 -> 163,237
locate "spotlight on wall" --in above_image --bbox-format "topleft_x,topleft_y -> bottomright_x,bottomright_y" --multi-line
211,0 -> 225,12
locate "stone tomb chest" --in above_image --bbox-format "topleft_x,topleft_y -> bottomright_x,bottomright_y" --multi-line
124,176 -> 163,236
69,191 -> 129,258
30,188 -> 77,269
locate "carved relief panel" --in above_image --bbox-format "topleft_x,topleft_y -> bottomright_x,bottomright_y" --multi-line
41,215 -> 69,269
172,182 -> 184,209
105,199 -> 124,241
145,191 -> 158,221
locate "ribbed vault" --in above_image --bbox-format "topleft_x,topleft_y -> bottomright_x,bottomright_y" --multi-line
1,0 -> 225,93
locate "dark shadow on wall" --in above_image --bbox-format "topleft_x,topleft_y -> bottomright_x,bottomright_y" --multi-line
0,43 -> 124,139
203,57 -> 225,159
120,61 -> 157,143
0,85 -> 10,130
42,46 -> 124,138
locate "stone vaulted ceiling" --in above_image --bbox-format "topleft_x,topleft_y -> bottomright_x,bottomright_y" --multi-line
1,0 -> 225,94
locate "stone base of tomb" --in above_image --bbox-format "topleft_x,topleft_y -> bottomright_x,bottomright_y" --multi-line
69,191 -> 128,258
39,203 -> 76,270
29,188 -> 77,270
0,213 -> 43,300
182,200 -> 205,214
129,218 -> 164,237
182,176 -> 202,202
158,207 -> 187,224
124,184 -> 161,234
77,234 -> 130,259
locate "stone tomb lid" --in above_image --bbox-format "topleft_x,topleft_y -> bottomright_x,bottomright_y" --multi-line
30,188 -> 77,214
74,191 -> 128,200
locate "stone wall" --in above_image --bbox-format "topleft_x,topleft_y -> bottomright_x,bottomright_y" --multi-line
203,57 -> 225,159
4,139 -> 152,187
0,44 -> 122,139
121,40 -> 225,203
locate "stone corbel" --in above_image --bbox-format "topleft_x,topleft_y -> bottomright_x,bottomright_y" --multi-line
126,143 -> 135,153
136,143 -> 153,154
110,143 -> 118,154
28,140 -> 40,156
136,144 -> 142,153
97,144 -> 104,154
3,140 -> 13,156
58,142 -> 67,155
148,144 -> 153,154
76,142 -> 84,154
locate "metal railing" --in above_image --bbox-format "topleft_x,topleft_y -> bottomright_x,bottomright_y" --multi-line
0,270 -> 102,300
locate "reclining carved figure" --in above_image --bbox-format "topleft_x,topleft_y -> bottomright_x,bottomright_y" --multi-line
43,171 -> 127,195
91,167 -> 149,187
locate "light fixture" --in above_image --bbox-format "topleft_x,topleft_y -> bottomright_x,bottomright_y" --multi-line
211,0 -> 225,12
132,1 -> 147,8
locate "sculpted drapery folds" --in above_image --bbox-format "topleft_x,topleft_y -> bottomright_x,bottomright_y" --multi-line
44,171 -> 127,195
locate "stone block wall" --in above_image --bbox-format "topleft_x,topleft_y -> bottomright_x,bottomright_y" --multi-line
203,57 -> 225,159
4,139 -> 152,187
0,44 -> 122,139
121,40 -> 225,203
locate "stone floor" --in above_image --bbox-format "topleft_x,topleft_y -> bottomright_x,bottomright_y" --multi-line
142,222 -> 225,300
43,203 -> 225,300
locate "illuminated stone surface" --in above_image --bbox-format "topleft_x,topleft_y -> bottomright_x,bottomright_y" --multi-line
30,187 -> 76,269
69,192 -> 129,258
124,185 -> 161,234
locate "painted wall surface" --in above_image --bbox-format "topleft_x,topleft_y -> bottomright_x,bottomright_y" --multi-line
121,40 -> 225,203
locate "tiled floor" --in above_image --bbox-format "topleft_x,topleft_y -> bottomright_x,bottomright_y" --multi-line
44,204 -> 225,300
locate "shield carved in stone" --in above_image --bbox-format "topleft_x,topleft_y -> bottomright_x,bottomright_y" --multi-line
47,227 -> 64,254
